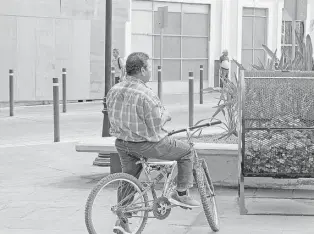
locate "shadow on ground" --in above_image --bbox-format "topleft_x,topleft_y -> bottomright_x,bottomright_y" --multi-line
46,173 -> 110,190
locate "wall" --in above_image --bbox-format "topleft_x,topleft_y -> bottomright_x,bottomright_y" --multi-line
90,0 -> 130,99
3,0 -> 313,101
231,0 -> 314,65
89,1 -> 106,100
277,0 -> 313,58
234,0 -> 278,66
0,0 -> 130,102
307,1 -> 314,48
128,0 -> 221,90
0,0 -> 93,102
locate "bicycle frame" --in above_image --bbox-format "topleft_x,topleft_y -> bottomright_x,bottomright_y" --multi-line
123,129 -> 201,213
123,160 -> 178,213
120,121 -> 222,214
143,128 -> 201,196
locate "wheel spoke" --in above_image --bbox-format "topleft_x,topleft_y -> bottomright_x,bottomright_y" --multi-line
85,174 -> 149,234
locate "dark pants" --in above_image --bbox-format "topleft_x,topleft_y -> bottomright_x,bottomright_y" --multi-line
115,136 -> 194,206
220,68 -> 229,88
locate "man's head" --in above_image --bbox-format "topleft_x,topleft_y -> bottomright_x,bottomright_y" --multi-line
126,52 -> 151,83
113,48 -> 119,58
222,49 -> 228,56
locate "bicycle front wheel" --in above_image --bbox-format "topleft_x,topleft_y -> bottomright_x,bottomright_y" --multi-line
85,173 -> 149,234
195,159 -> 220,232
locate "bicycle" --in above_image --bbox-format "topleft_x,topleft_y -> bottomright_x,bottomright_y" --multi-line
85,120 -> 222,234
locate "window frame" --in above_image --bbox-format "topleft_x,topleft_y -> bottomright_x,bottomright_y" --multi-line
131,1 -> 210,81
241,7 -> 268,69
281,19 -> 305,62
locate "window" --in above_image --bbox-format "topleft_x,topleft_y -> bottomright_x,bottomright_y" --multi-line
131,1 -> 210,81
241,7 -> 268,70
131,8 -> 153,58
281,9 -> 305,63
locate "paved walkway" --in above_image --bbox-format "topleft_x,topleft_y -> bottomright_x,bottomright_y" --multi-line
1,142 -> 314,234
1,93 -> 314,233
0,93 -> 224,147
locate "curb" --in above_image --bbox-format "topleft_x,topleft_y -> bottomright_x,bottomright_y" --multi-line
0,100 -> 103,110
0,139 -> 81,148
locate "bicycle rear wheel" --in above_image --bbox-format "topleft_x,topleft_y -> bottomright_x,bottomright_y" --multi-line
195,159 -> 220,232
85,173 -> 149,234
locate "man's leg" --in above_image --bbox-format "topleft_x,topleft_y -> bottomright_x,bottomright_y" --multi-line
115,139 -> 142,206
128,137 -> 200,208
220,68 -> 227,88
114,139 -> 141,233
222,68 -> 229,80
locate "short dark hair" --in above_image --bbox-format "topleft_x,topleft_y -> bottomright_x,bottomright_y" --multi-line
126,52 -> 149,76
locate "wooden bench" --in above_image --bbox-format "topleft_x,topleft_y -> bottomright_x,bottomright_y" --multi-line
75,137 -> 122,173
75,136 -> 238,174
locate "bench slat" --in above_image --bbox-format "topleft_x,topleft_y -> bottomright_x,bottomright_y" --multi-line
75,137 -> 238,156
75,137 -> 117,153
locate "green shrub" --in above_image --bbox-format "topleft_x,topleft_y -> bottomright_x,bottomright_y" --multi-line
201,74 -> 239,139
245,115 -> 314,175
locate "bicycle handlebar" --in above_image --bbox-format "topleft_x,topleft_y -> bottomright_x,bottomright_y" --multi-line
168,120 -> 222,136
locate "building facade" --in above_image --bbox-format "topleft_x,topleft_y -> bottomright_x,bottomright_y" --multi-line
0,0 -> 314,102
129,0 -> 314,94
0,0 -> 130,102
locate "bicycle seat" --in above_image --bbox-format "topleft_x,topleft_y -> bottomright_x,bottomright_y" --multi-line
136,157 -> 176,166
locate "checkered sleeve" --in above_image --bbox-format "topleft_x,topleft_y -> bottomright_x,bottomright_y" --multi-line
143,97 -> 163,139
106,89 -> 115,113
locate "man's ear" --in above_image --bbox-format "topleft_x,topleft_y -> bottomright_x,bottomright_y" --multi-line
141,67 -> 145,75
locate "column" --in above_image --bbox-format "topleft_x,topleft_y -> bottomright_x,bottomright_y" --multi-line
124,0 -> 132,59
113,0 -> 132,58
221,0 -> 231,53
221,0 -> 231,81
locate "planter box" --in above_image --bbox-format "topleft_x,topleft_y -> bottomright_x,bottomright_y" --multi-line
241,71 -> 314,178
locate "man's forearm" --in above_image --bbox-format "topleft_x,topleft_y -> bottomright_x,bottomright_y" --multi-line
161,115 -> 169,126
161,109 -> 171,126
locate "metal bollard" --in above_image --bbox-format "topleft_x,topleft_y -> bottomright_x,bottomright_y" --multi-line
62,68 -> 67,113
189,71 -> 194,127
158,66 -> 162,103
200,65 -> 204,104
53,78 -> 60,142
111,67 -> 115,87
9,69 -> 14,116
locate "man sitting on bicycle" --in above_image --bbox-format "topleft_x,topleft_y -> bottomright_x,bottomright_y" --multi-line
107,52 -> 200,231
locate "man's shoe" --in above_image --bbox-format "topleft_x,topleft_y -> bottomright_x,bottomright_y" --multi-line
113,218 -> 131,234
169,190 -> 200,209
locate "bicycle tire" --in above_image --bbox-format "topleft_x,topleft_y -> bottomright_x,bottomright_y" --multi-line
195,159 -> 220,232
85,173 -> 149,234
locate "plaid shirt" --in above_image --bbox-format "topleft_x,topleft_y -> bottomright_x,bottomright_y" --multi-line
106,76 -> 168,142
